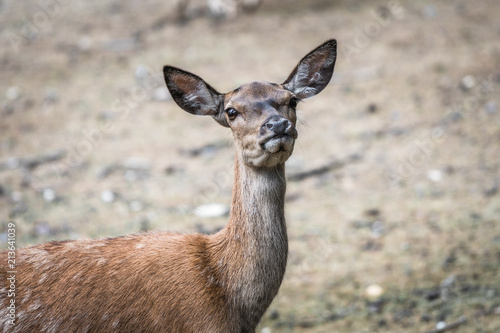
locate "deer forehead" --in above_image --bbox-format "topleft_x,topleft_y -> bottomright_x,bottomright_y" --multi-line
225,81 -> 293,112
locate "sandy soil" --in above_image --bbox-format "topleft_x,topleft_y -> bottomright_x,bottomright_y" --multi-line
1,0 -> 500,331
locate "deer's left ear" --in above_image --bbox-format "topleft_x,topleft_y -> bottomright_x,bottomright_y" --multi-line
163,66 -> 228,127
283,39 -> 337,99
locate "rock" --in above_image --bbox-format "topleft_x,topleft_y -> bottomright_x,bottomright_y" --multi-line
77,36 -> 93,51
427,169 -> 443,182
436,321 -> 447,330
122,158 -> 151,171
194,203 -> 229,218
6,86 -> 21,101
261,328 -> 272,333
484,101 -> 498,114
367,103 -> 378,113
460,75 -> 476,91
129,200 -> 144,212
364,208 -> 381,218
124,169 -> 138,182
42,188 -> 56,203
422,5 -> 437,19
134,64 -> 150,82
102,37 -> 138,53
152,86 -> 171,101
365,284 -> 384,300
101,190 -> 116,203
371,221 -> 385,238
43,87 -> 59,104
11,191 -> 22,202
268,309 -> 279,320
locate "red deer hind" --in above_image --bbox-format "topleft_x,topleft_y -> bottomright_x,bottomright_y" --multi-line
1,39 -> 337,332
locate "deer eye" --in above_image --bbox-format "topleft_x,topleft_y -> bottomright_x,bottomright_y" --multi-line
226,108 -> 239,120
289,97 -> 299,110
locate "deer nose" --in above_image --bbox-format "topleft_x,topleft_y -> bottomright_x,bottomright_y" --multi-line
262,117 -> 291,135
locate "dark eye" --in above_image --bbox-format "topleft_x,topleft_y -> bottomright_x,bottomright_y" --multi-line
289,97 -> 299,109
226,108 -> 239,120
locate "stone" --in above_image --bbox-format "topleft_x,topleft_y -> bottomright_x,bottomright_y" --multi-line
365,284 -> 384,300
427,169 -> 443,182
152,86 -> 171,101
460,75 -> 476,91
101,190 -> 116,203
194,203 -> 230,218
42,188 -> 56,202
484,101 -> 498,114
6,86 -> 21,101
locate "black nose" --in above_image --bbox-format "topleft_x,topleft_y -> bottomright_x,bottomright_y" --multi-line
262,117 -> 291,134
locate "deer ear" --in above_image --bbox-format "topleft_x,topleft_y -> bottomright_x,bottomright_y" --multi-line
283,39 -> 337,99
163,66 -> 228,127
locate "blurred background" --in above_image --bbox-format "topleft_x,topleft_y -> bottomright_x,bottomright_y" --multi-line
1,0 -> 499,331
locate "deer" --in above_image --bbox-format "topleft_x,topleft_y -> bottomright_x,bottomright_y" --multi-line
0,39 -> 337,332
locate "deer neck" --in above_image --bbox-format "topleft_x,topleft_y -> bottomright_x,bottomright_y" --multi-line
213,156 -> 288,323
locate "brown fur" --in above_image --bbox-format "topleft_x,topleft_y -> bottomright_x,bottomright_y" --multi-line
0,39 -> 336,332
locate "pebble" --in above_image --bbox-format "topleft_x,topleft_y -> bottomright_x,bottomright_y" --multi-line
194,203 -> 230,218
101,190 -> 116,203
484,101 -> 498,114
134,64 -> 150,81
261,328 -> 272,333
102,37 -> 138,53
460,75 -> 476,91
11,191 -> 22,203
371,221 -> 385,238
422,5 -> 437,19
124,169 -> 138,182
427,169 -> 443,182
77,36 -> 93,51
436,321 -> 447,330
152,86 -> 171,101
365,284 -> 384,300
6,86 -> 21,101
6,157 -> 20,169
122,158 -> 152,171
42,188 -> 56,202
367,103 -> 378,114
43,87 -> 59,104
129,200 -> 144,212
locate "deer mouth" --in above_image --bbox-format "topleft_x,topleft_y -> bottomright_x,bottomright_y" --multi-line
260,133 -> 295,154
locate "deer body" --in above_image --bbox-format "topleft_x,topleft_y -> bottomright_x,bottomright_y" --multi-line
1,40 -> 336,332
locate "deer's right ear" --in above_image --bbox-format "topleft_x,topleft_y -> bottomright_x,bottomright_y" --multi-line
163,66 -> 228,127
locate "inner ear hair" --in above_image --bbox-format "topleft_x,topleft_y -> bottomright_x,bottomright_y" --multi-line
283,39 -> 337,99
163,66 -> 223,117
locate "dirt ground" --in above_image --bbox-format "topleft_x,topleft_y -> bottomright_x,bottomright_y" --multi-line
1,0 -> 500,332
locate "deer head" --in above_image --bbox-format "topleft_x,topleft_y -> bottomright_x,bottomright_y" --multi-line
163,39 -> 337,168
